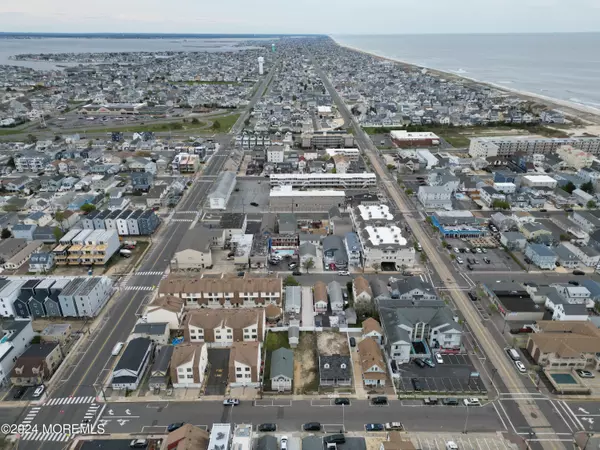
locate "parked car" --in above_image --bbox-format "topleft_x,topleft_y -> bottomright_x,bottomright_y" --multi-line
334,397 -> 350,405
338,271 -> 350,276
250,202 -> 259,207
288,263 -> 297,269
32,385 -> 45,398
411,378 -> 422,391
576,369 -> 595,378
130,440 -> 148,449
385,422 -> 404,431
514,361 -> 527,373
223,398 -> 240,406
453,248 -> 460,254
442,398 -> 459,406
481,248 -> 487,254
435,353 -> 444,364
365,423 -> 385,432
463,398 -> 481,407
423,397 -> 438,405
568,280 -> 580,286
573,270 -> 585,275
324,434 -> 346,444
414,358 -> 426,368
468,292 -> 478,301
371,396 -> 388,405
456,257 -> 463,264
258,423 -> 277,432
483,257 -> 490,264
292,271 -> 302,276
168,422 -> 185,432
112,342 -> 124,356
280,436 -> 288,450
423,358 -> 435,368
303,422 -> 321,431
349,337 -> 356,347
13,387 -> 26,399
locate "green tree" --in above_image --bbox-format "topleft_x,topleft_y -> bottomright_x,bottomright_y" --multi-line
25,134 -> 38,144
582,181 -> 595,194
387,164 -> 396,170
212,120 -> 222,130
331,168 -> 337,174
0,228 -> 11,239
52,226 -> 63,242
87,140 -> 93,149
405,188 -> 414,195
283,275 -> 299,287
559,233 -> 570,241
491,199 -> 511,210
302,257 -> 315,274
371,262 -> 381,273
562,181 -> 576,194
191,118 -> 200,124
587,200 -> 597,209
80,203 -> 96,214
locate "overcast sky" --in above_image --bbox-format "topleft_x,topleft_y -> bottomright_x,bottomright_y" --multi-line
1,0 -> 599,34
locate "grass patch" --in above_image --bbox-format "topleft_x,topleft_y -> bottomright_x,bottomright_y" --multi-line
54,120 -> 208,134
181,80 -> 242,85
265,331 -> 290,351
211,113 -> 241,132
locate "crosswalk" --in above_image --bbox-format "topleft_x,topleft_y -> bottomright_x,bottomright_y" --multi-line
121,286 -> 154,291
45,396 -> 95,406
133,271 -> 165,276
20,432 -> 71,442
83,403 -> 101,422
170,218 -> 194,223
21,406 -> 41,425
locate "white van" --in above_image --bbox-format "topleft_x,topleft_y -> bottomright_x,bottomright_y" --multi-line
507,348 -> 520,361
446,442 -> 458,450
112,342 -> 124,356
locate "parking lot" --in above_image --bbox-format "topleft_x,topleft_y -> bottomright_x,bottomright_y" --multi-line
444,238 -> 522,272
1,384 -> 39,402
395,354 -> 487,394
204,348 -> 230,395
227,178 -> 270,213
410,433 -> 517,450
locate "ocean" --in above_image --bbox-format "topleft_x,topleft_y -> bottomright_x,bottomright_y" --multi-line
333,33 -> 600,111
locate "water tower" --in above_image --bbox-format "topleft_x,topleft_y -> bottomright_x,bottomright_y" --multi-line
258,56 -> 264,75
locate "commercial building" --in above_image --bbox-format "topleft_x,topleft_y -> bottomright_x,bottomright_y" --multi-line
300,131 -> 354,149
79,102 -> 146,115
390,130 -> 440,148
325,148 -> 360,161
158,275 -> 282,307
521,175 -> 558,189
556,145 -> 595,169
208,171 -> 236,210
270,173 -> 376,190
269,186 -> 345,212
469,136 -> 600,158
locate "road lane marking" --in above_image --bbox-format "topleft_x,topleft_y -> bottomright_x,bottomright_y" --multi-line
492,401 -> 508,430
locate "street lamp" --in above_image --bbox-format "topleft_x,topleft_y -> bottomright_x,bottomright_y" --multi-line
463,404 -> 469,434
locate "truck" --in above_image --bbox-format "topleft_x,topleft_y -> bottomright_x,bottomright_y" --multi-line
385,422 -> 404,431
120,249 -> 132,258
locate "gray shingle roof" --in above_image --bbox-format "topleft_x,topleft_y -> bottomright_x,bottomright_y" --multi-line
270,347 -> 293,379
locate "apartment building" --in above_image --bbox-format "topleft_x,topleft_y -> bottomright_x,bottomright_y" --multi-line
208,172 -> 236,210
158,275 -> 282,308
228,341 -> 261,387
183,308 -> 265,347
14,153 -> 51,172
169,343 -> 208,388
301,131 -> 354,149
269,173 -> 377,190
54,229 -> 119,265
325,148 -> 360,161
417,186 -> 452,209
81,208 -> 159,235
469,136 -> 600,159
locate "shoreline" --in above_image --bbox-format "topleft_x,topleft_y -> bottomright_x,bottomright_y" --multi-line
330,36 -> 600,127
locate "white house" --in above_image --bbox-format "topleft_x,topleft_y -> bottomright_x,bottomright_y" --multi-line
417,186 -> 452,209
170,343 -> 208,388
552,303 -> 589,322
143,296 -> 185,330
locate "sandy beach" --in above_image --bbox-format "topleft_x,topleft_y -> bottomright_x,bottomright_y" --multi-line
330,37 -> 600,128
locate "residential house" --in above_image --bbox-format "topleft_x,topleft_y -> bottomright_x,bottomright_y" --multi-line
353,276 -> 373,304
526,321 -> 600,369
148,345 -> 174,391
111,337 -> 153,390
552,303 -> 589,322
170,343 -> 208,388
172,227 -> 224,270
10,343 -> 63,386
564,242 -> 600,267
11,224 -> 37,241
285,286 -> 302,315
322,235 -> 349,271
357,337 -> 387,387
228,341 -> 261,387
569,211 -> 600,234
344,232 -> 361,266
500,231 -> 527,251
143,296 -> 185,330
298,242 -> 318,269
520,223 -> 553,241
327,281 -> 344,313
379,299 -> 462,364
166,424 -> 210,450
24,212 -> 52,227
362,318 -> 383,345
184,308 -> 265,346
0,319 -> 35,387
269,347 -> 294,391
525,244 -> 557,270
3,240 -> 44,270
417,186 -> 452,209
391,278 -> 437,301
131,322 -> 170,345
318,354 -> 352,386
479,186 -> 505,207
554,244 -> 580,269
131,172 -> 154,191
313,281 -> 328,313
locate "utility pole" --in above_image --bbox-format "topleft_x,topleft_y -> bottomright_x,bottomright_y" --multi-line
463,404 -> 469,434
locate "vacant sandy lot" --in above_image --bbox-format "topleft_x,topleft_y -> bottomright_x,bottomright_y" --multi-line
317,331 -> 350,356
293,332 -> 318,394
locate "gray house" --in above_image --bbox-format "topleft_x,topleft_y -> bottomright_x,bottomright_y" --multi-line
323,235 -> 348,271
11,224 -> 37,241
391,278 -> 437,301
327,281 -> 344,312
525,243 -> 557,270
554,244 -> 580,269
319,354 -> 352,386
500,231 -> 527,251
285,286 -> 302,314
270,347 -> 294,391
148,345 -> 174,391
111,337 -> 153,390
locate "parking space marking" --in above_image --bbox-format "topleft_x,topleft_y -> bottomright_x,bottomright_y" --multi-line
323,424 -> 345,433
310,399 -> 335,407
254,400 -> 292,407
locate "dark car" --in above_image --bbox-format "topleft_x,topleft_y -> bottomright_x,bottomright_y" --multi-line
258,423 -> 277,432
539,209 -> 547,212
468,292 -> 478,301
349,337 -> 356,347
565,208 -> 574,212
411,378 -> 422,391
414,358 -> 426,368
237,271 -> 245,276
13,387 -> 26,399
168,422 -> 185,432
334,398 -> 350,405
324,434 -> 346,444
250,202 -> 259,207
371,396 -> 388,405
365,423 -> 385,432
292,270 -> 302,276
573,270 -> 585,275
568,280 -> 580,286
303,422 -> 321,431
442,398 -> 459,406
423,397 -> 439,405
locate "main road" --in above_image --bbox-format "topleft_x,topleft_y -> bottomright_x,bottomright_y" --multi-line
310,50 -> 572,450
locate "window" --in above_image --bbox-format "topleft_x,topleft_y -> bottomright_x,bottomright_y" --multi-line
187,375 -> 194,379
236,373 -> 243,378
245,367 -> 250,371
237,367 -> 242,372
187,368 -> 192,372
178,368 -> 184,372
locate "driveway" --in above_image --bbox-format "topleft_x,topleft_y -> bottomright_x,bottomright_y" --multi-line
301,286 -> 315,328
205,349 -> 230,395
